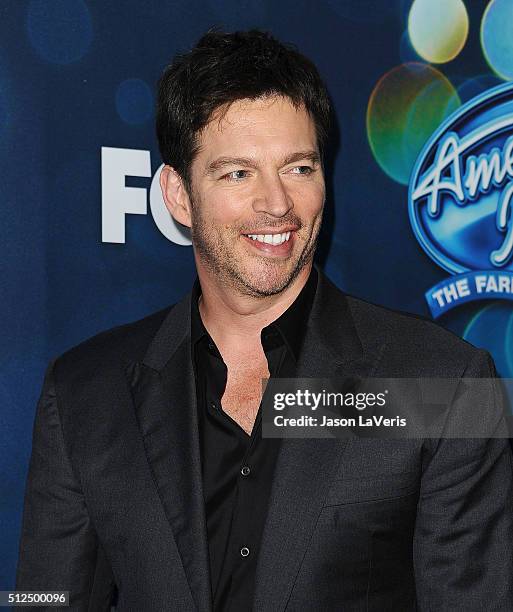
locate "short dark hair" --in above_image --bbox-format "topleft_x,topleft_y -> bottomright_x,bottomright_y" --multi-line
156,29 -> 332,193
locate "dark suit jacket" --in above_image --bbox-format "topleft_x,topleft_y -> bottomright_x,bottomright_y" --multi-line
16,266 -> 513,611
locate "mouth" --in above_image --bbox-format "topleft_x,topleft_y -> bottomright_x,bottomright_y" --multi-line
241,229 -> 296,256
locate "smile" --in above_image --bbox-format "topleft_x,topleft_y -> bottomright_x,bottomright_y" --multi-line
245,231 -> 291,245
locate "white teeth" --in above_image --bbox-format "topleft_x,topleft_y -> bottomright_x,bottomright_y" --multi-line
246,231 -> 292,245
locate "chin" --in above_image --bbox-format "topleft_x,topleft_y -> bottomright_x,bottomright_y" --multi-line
233,259 -> 301,297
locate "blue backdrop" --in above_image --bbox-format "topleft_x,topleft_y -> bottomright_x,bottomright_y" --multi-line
2,0 -> 512,589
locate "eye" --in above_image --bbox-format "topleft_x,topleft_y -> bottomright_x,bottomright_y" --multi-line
289,166 -> 314,175
223,169 -> 250,182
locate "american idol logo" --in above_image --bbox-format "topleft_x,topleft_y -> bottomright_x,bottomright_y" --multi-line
409,82 -> 513,318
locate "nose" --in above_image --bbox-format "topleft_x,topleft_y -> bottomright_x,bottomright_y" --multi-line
252,172 -> 293,217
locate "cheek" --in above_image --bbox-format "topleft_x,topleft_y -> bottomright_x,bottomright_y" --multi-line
203,190 -> 253,227
292,183 -> 325,218
193,191 -> 231,222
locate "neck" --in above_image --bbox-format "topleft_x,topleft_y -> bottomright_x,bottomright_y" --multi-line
196,262 -> 312,352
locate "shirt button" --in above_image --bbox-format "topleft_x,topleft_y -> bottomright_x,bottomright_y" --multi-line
240,547 -> 250,557
240,466 -> 251,476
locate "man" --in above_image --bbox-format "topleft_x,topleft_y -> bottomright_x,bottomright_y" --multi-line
17,29 -> 513,611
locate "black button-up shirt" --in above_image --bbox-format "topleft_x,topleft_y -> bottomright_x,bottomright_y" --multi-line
191,266 -> 317,611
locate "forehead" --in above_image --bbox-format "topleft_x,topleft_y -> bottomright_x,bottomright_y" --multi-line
196,95 -> 318,157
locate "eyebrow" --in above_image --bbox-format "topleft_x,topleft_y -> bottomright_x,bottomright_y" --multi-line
204,150 -> 321,175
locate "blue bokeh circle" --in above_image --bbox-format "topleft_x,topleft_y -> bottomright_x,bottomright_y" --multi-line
27,0 -> 93,65
115,79 -> 153,125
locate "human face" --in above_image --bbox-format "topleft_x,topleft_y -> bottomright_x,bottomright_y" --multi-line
188,95 -> 325,297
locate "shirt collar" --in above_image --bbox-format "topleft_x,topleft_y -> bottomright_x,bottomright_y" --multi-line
190,266 -> 318,360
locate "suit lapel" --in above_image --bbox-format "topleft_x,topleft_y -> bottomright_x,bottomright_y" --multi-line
125,293 -> 212,612
252,267 -> 386,612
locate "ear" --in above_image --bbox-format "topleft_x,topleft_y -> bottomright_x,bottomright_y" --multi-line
159,165 -> 192,228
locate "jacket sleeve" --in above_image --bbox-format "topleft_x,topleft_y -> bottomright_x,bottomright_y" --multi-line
16,359 -> 113,611
413,349 -> 513,611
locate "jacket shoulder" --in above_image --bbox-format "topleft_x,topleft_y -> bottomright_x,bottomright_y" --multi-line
53,303 -> 176,376
343,291 -> 483,371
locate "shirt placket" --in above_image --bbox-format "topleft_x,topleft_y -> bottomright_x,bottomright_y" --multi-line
223,413 -> 262,612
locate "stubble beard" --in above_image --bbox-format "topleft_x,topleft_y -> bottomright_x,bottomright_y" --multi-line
190,202 -> 322,298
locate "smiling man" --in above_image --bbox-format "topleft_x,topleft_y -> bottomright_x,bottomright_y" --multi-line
16,29 -> 513,611
166,95 -> 324,297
